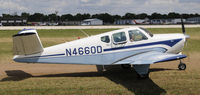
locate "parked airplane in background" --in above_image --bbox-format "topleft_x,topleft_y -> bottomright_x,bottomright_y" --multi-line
12,20 -> 189,78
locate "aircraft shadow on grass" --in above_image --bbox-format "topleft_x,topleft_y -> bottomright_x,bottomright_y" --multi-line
1,68 -> 174,95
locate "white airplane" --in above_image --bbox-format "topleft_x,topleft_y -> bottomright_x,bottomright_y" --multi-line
12,21 -> 189,78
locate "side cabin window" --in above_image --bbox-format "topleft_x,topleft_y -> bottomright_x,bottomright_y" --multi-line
139,27 -> 153,37
101,35 -> 110,43
112,32 -> 127,43
129,30 -> 148,42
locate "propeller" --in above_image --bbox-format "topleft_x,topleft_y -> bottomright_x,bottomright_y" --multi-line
181,16 -> 185,34
181,15 -> 190,62
181,16 -> 190,38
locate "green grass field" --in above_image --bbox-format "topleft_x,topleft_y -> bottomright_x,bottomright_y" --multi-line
0,28 -> 200,95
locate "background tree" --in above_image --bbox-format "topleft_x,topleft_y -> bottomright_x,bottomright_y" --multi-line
135,13 -> 148,19
61,14 -> 74,21
48,13 -> 59,22
21,12 -> 30,19
74,13 -> 90,21
167,12 -> 181,18
1,12 -> 199,22
28,13 -> 45,22
122,13 -> 136,19
113,15 -> 121,20
150,12 -> 163,19
2,14 -> 12,18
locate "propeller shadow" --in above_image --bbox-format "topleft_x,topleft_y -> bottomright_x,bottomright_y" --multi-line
1,68 -> 171,95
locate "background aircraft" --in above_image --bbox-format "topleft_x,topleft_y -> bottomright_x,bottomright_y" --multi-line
12,20 -> 189,78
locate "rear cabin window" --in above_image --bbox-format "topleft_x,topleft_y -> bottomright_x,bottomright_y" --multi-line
129,30 -> 147,42
101,36 -> 110,43
112,32 -> 127,43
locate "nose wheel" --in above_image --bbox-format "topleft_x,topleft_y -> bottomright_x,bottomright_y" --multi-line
178,60 -> 186,70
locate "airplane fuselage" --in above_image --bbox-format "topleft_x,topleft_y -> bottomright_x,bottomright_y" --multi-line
14,27 -> 186,65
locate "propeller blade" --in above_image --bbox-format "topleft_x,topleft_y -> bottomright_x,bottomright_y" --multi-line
181,16 -> 185,34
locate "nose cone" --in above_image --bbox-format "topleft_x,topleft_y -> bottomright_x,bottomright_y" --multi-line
184,34 -> 190,39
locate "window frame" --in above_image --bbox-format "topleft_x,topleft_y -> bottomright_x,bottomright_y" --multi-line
112,32 -> 127,45
139,27 -> 153,37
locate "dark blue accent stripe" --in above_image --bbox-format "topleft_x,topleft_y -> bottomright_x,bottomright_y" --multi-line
155,55 -> 187,63
104,39 -> 182,52
27,53 -> 65,58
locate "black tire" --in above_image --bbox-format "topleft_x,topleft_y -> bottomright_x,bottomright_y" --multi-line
178,63 -> 186,70
137,72 -> 149,79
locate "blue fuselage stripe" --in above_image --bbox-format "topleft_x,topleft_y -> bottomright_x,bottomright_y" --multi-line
28,53 -> 65,58
104,39 -> 182,52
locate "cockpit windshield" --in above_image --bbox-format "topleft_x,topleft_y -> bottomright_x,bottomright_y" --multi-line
139,27 -> 153,37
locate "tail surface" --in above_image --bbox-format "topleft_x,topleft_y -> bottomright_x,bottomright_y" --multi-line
13,29 -> 43,56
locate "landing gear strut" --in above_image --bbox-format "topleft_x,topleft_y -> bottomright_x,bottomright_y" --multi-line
178,60 -> 186,70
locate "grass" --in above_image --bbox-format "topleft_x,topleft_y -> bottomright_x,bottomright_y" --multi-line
0,27 -> 200,95
0,76 -> 131,95
0,69 -> 199,95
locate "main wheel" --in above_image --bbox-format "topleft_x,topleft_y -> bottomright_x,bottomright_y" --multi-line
178,63 -> 186,70
137,73 -> 149,79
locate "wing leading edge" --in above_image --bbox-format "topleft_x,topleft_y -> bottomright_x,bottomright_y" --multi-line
114,51 -> 186,65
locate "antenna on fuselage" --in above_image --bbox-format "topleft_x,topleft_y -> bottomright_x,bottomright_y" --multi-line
79,29 -> 90,37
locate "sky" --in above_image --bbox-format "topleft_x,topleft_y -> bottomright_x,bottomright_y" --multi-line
0,0 -> 200,16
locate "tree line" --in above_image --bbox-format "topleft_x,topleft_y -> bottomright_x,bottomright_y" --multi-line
1,12 -> 199,24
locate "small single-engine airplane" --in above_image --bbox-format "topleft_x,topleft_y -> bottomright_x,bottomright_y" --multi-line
12,20 -> 189,78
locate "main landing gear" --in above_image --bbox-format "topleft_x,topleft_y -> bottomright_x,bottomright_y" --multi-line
137,72 -> 149,79
178,60 -> 186,70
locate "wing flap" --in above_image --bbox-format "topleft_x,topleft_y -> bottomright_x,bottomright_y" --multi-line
114,51 -> 186,65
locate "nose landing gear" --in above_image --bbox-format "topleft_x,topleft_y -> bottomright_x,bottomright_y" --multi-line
178,60 -> 186,70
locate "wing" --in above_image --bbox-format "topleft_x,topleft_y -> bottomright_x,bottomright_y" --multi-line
114,51 -> 186,65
